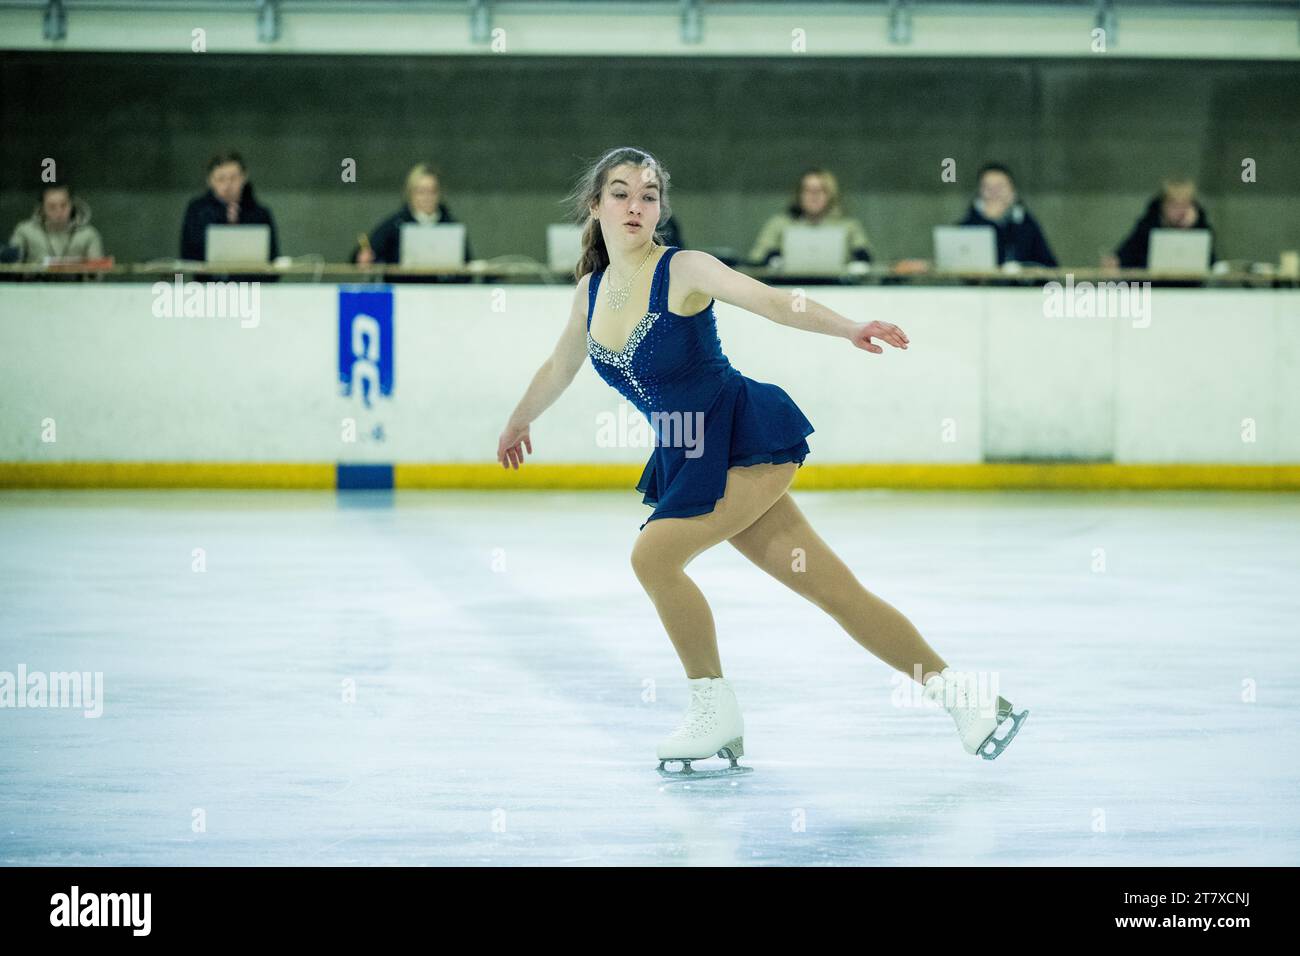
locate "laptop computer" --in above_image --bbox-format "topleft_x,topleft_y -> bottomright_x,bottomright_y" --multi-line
547,224 -> 584,273
1148,228 -> 1211,273
780,224 -> 849,276
933,225 -> 997,271
400,223 -> 466,267
205,224 -> 271,264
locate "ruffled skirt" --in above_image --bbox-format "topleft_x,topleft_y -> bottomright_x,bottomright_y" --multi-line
634,373 -> 814,530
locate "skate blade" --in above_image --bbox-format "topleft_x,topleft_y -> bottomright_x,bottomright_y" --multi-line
978,705 -> 1028,760
657,743 -> 751,780
657,763 -> 753,781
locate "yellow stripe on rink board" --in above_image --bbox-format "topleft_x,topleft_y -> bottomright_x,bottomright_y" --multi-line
394,463 -> 1300,491
395,463 -> 646,489
787,463 -> 1300,491
0,462 -> 334,489
1,462 -> 1299,490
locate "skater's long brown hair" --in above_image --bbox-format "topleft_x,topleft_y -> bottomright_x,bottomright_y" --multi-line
563,146 -> 673,283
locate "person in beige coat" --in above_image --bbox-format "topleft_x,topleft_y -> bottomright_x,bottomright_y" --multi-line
6,183 -> 105,262
748,167 -> 873,267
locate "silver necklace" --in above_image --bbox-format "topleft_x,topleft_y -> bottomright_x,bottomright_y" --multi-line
604,244 -> 656,311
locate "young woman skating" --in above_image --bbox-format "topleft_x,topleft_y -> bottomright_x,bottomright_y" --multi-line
498,147 -> 1027,777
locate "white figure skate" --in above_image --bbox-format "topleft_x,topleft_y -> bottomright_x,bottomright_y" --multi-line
656,676 -> 752,779
923,667 -> 1028,760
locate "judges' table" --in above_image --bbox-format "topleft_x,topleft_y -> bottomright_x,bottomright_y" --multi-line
1,261 -> 1296,288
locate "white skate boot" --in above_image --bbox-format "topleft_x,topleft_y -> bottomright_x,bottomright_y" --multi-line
656,676 -> 752,779
923,667 -> 1028,760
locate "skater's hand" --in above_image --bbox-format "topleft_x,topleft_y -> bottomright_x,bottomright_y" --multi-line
497,419 -> 532,470
849,320 -> 908,355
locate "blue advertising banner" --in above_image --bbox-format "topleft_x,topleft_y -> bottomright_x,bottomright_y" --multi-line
337,287 -> 394,484
338,287 -> 394,406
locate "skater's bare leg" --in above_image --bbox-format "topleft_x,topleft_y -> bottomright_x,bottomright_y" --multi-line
630,462 -> 798,679
727,492 -> 948,684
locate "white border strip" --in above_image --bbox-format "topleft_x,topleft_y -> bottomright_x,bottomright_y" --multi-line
0,2 -> 1296,59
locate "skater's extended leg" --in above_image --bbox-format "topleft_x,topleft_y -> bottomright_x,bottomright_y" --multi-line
727,492 -> 948,684
630,462 -> 798,679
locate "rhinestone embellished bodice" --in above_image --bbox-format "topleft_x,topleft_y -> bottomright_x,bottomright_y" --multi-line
587,309 -> 662,405
586,246 -> 737,419
585,246 -> 816,532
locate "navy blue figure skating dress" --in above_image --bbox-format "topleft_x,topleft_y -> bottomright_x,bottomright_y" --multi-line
586,245 -> 815,531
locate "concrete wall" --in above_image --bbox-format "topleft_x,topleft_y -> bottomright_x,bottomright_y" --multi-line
1,52 -> 1298,269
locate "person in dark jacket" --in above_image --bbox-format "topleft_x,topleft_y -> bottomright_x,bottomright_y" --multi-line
958,163 -> 1057,267
1107,178 -> 1215,269
351,163 -> 475,265
656,214 -> 685,249
180,150 -> 279,261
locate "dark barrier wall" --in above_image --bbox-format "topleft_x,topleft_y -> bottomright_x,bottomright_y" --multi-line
2,52 -> 1297,266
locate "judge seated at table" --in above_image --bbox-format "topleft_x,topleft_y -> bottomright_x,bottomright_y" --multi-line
958,163 -> 1057,268
351,163 -> 475,266
5,182 -> 104,263
1104,176 -> 1215,269
748,167 -> 873,267
180,150 -> 280,262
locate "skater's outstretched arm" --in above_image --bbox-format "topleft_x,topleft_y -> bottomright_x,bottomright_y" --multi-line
497,273 -> 593,469
669,250 -> 909,355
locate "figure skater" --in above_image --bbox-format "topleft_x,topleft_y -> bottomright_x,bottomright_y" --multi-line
497,147 -> 1027,777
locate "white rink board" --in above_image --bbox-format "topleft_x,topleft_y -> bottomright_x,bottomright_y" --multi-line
1,284 -> 1297,463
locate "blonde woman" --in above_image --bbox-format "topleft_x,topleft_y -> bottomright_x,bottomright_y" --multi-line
351,163 -> 474,265
748,167 -> 873,267
497,147 -> 1027,777
1106,176 -> 1216,269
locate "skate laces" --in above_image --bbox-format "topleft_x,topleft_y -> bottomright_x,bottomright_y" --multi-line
667,684 -> 717,738
930,674 -> 991,733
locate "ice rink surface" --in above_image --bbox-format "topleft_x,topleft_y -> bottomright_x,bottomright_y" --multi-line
1,487 -> 1296,866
